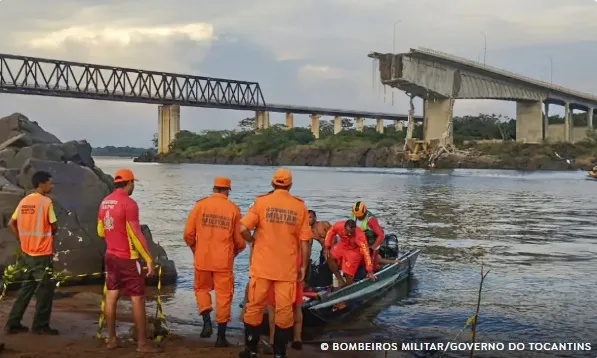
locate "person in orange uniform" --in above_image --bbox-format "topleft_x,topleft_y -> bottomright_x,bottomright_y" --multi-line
239,168 -> 312,358
183,177 -> 246,347
265,247 -> 304,351
96,169 -> 160,353
4,171 -> 59,335
351,202 -> 385,269
324,220 -> 376,287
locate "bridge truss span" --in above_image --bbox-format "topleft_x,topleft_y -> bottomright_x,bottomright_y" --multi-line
0,53 -> 266,110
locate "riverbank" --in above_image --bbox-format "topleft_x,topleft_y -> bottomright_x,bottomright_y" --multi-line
136,141 -> 597,171
0,291 -> 415,358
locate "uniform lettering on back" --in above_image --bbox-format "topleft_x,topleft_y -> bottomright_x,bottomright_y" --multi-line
101,199 -> 118,210
20,204 -> 36,215
265,207 -> 297,225
201,213 -> 232,229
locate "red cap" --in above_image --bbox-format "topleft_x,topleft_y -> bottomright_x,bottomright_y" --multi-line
113,169 -> 137,183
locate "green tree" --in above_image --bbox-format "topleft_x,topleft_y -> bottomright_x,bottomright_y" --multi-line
238,117 -> 256,131
152,133 -> 158,149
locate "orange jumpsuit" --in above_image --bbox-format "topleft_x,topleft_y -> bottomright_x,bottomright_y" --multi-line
241,189 -> 312,329
325,221 -> 373,276
183,193 -> 245,324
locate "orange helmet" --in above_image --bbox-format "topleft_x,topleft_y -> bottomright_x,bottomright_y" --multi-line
352,201 -> 367,217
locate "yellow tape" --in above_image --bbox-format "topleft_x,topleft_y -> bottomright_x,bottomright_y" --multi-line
1,262 -> 169,344
95,265 -> 169,344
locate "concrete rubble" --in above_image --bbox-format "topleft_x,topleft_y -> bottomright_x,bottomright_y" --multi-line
0,113 -> 177,286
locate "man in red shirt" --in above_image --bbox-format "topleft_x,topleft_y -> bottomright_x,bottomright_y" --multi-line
323,220 -> 376,287
97,169 -> 160,353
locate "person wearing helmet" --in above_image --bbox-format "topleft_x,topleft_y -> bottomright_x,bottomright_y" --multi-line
351,202 -> 384,251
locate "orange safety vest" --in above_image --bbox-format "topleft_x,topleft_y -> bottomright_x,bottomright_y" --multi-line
17,193 -> 54,256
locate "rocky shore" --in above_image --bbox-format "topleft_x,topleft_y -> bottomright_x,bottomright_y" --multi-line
0,113 -> 177,288
135,143 -> 595,171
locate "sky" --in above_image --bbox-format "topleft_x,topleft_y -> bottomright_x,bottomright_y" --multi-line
0,0 -> 596,147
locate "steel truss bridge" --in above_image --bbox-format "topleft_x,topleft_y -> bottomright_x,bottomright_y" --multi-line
0,53 -> 417,121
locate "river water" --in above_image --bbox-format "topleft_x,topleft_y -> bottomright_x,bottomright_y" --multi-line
94,158 -> 597,357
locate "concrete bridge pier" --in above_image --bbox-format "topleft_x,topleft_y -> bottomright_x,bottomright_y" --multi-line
255,111 -> 270,129
587,108 -> 594,129
423,98 -> 453,146
157,104 -> 180,154
515,100 -> 543,143
564,103 -> 571,142
396,120 -> 403,132
334,116 -> 342,134
376,119 -> 384,133
285,112 -> 294,129
310,114 -> 320,138
356,117 -> 364,132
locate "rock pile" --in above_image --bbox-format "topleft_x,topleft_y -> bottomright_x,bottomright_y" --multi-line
0,113 -> 176,285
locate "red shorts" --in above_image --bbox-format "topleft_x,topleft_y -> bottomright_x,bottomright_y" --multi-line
267,282 -> 303,307
104,254 -> 145,296
330,244 -> 363,277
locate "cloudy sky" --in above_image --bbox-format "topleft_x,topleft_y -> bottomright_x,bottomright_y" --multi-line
0,0 -> 596,147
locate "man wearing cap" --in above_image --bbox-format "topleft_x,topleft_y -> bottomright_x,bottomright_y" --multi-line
97,169 -> 160,353
351,201 -> 385,272
183,177 -> 245,347
239,168 -> 312,358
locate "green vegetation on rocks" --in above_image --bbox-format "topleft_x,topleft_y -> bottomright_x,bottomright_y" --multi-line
137,114 -> 597,170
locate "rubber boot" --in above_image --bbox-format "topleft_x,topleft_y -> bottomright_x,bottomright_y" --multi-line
239,323 -> 260,358
215,323 -> 229,347
200,311 -> 213,338
273,326 -> 292,358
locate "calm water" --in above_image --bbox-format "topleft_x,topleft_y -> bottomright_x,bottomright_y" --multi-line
94,158 -> 597,357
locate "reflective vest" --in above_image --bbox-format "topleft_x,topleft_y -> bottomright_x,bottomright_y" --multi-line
352,211 -> 376,246
17,193 -> 53,256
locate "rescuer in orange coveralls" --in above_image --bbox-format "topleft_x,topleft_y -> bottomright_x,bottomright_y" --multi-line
183,177 -> 246,347
239,168 -> 312,358
324,220 -> 376,287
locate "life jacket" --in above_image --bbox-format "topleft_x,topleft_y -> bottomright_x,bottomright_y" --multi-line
352,210 -> 377,246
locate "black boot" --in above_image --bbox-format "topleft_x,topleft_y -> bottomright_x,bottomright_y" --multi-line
200,311 -> 213,338
239,323 -> 260,358
215,323 -> 229,347
273,326 -> 292,358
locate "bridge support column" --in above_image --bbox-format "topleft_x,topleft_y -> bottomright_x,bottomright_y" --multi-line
334,116 -> 342,134
355,118 -> 364,132
285,112 -> 294,129
310,114 -> 320,139
423,98 -> 453,145
157,104 -> 180,154
564,102 -> 571,142
396,120 -> 403,132
376,119 -> 384,133
255,111 -> 270,129
515,100 -> 543,143
543,102 -> 549,141
587,108 -> 593,129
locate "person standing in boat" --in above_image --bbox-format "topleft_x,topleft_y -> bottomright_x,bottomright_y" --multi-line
239,168 -> 312,358
183,177 -> 246,347
323,220 -> 376,287
351,202 -> 385,268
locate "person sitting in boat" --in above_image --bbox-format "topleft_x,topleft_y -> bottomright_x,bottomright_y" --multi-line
323,220 -> 376,287
352,201 -> 385,267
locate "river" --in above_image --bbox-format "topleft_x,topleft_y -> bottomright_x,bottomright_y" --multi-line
94,158 -> 597,357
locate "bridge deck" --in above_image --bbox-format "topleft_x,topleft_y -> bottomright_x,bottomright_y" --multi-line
0,53 -> 416,120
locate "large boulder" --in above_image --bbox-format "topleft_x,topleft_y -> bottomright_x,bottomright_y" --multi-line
0,113 -> 177,287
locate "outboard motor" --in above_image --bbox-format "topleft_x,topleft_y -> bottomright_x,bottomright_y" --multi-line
379,234 -> 399,259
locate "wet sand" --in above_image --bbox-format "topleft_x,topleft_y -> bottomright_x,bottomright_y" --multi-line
0,292 -> 414,358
